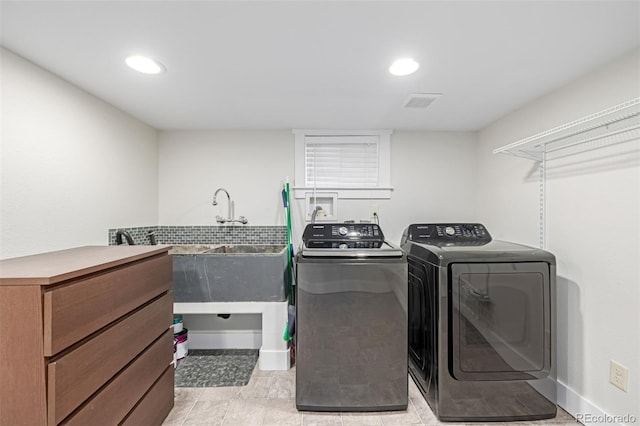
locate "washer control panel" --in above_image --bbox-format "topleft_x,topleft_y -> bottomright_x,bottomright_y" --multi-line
303,223 -> 385,249
404,223 -> 491,245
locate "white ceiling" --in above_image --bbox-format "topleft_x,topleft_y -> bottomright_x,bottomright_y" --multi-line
1,0 -> 639,131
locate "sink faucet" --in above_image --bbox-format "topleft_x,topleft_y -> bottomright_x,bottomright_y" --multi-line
212,188 -> 248,225
115,229 -> 135,245
212,188 -> 231,223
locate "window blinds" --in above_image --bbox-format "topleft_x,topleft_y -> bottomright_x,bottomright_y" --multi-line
304,135 -> 379,188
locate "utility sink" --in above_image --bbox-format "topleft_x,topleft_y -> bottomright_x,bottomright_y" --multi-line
170,244 -> 288,302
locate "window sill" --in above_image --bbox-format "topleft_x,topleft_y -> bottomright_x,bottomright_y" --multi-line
292,187 -> 393,199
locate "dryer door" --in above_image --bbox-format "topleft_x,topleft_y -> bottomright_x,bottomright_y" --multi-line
450,262 -> 551,381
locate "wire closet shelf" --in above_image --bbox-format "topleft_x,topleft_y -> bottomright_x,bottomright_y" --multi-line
493,98 -> 640,161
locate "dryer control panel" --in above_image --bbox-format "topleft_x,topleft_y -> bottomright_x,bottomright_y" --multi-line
403,223 -> 491,245
302,223 -> 385,249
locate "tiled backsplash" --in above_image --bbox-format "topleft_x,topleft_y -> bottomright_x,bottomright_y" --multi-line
108,225 -> 287,246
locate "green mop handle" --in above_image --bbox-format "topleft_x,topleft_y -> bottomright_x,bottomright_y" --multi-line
285,182 -> 294,304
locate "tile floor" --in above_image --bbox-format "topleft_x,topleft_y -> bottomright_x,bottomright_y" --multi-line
162,365 -> 580,426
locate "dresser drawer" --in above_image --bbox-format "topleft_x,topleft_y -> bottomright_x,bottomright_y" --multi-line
64,329 -> 173,426
121,365 -> 174,426
47,292 -> 173,425
43,254 -> 172,356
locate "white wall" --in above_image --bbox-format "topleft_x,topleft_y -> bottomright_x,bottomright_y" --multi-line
158,129 -> 477,245
0,48 -> 159,259
290,131 -> 478,245
477,48 -> 640,423
158,130 -> 293,227
373,131 -> 478,244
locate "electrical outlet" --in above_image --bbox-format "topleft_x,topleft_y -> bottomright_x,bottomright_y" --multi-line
609,360 -> 629,392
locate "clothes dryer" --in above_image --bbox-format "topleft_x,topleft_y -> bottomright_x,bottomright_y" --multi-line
401,223 -> 557,421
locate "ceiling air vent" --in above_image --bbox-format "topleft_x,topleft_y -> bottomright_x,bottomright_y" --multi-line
403,93 -> 442,109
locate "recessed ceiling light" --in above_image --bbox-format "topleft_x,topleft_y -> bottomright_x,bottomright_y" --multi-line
389,58 -> 419,76
125,55 -> 165,75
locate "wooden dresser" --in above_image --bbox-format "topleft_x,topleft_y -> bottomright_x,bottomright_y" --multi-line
0,245 -> 174,426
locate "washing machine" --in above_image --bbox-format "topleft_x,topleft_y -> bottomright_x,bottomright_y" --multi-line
296,223 -> 408,411
401,223 -> 557,422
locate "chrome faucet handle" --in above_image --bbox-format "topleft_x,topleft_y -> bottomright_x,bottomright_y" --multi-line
216,215 -> 226,224
239,216 -> 248,224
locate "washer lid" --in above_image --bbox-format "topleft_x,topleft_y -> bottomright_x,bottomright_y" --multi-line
300,240 -> 404,258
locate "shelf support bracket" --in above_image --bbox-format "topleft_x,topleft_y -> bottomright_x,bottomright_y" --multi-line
539,153 -> 546,249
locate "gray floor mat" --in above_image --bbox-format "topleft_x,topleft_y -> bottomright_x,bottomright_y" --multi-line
175,349 -> 259,387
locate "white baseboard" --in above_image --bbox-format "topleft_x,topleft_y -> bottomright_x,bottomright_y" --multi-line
186,329 -> 262,350
259,347 -> 291,371
558,381 -> 634,425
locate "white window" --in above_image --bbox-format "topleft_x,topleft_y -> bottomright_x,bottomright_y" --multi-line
293,129 -> 392,199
